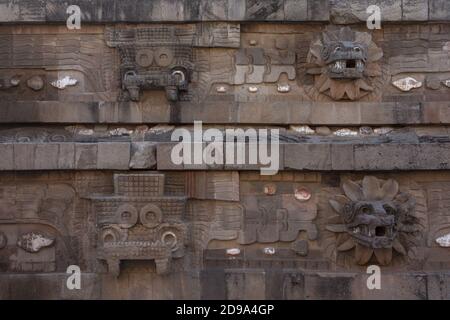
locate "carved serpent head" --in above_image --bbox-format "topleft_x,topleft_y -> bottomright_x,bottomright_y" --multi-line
327,176 -> 418,265
306,26 -> 383,101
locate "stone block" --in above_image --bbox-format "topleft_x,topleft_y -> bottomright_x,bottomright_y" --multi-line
355,273 -> 428,299
416,144 -> 450,170
246,0 -> 284,20
0,0 -> 20,22
13,144 -> 35,170
34,143 -> 59,170
282,272 -> 305,299
156,143 -> 184,170
201,0 -> 228,21
225,269 -> 266,300
97,142 -> 130,169
75,143 -> 97,169
429,0 -> 450,21
130,142 -> 157,169
354,144 -> 419,170
308,0 -> 329,21
359,103 -> 395,125
58,143 -> 75,169
0,144 -> 14,170
310,103 -> 361,125
201,270 -> 227,299
330,0 -> 401,24
331,144 -> 354,170
303,273 -> 355,300
61,273 -> 101,299
228,0 -> 246,20
150,0 -> 185,22
403,0 -> 428,21
284,0 -> 307,21
284,143 -> 332,170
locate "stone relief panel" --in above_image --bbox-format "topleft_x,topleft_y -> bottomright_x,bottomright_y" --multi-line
238,194 -> 317,244
1,23 -> 450,118
0,181 -> 77,273
105,26 -> 194,102
199,172 -> 323,271
90,173 -> 188,276
105,23 -> 240,102
0,27 -> 116,102
1,171 -> 450,282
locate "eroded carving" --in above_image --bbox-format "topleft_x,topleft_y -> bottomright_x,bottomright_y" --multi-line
306,26 -> 383,101
91,173 -> 187,276
0,231 -> 6,249
232,48 -> 296,85
392,77 -> 422,92
0,76 -> 20,90
26,76 -> 44,91
239,194 -> 317,244
327,176 -> 420,265
17,232 -> 55,253
51,76 -> 78,89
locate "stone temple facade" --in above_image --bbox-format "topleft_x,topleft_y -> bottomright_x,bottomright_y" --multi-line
0,0 -> 450,300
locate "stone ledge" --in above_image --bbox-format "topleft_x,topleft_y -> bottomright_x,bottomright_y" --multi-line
1,141 -> 449,171
0,0 -> 447,23
2,101 -> 449,125
0,271 -> 448,299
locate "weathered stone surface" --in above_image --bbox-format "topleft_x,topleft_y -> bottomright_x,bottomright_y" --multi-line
1,0 -> 449,23
0,144 -> 14,170
2,0 -> 450,302
331,144 -> 354,170
403,0 -> 429,21
429,0 -> 450,21
97,142 -> 130,169
225,269 -> 266,299
330,0 -> 402,24
130,142 -> 157,169
34,143 -> 59,170
284,144 -> 332,170
75,143 -> 98,169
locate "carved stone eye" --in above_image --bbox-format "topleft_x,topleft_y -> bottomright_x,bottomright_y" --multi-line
354,47 -> 361,52
359,205 -> 372,215
383,204 -> 396,215
334,47 -> 341,53
116,204 -> 138,228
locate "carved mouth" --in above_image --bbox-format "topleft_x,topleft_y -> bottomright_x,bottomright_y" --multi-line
329,59 -> 365,74
349,224 -> 395,248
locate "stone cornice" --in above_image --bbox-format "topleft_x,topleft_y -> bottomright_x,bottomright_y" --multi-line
1,101 -> 448,125
2,141 -> 450,171
0,0 -> 448,24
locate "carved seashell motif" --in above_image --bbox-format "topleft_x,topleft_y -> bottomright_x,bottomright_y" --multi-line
226,248 -> 240,256
436,233 -> 450,247
27,76 -> 44,91
51,76 -> 78,89
17,232 -> 55,253
392,77 -> 422,92
277,84 -> 290,93
334,128 -> 358,136
289,125 -> 315,135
